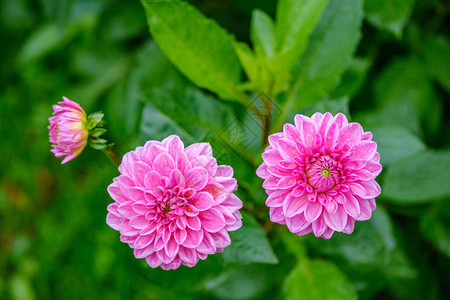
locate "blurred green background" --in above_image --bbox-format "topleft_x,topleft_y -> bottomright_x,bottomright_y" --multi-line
1,0 -> 449,299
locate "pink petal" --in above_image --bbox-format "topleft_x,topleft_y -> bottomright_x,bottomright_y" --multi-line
339,123 -> 363,146
283,193 -> 309,218
174,228 -> 187,244
117,202 -> 137,218
266,190 -> 289,207
304,201 -> 323,223
283,123 -> 301,141
182,229 -> 204,248
178,247 -> 197,265
323,205 -> 348,231
163,135 -> 184,158
216,165 -> 233,177
140,143 -> 166,166
221,193 -> 243,211
175,153 -> 192,174
262,149 -> 283,166
107,184 -> 126,203
165,237 -> 179,258
355,199 -> 373,221
191,155 -> 217,176
294,115 -> 316,147
168,169 -> 185,187
343,193 -> 360,218
364,161 -> 382,177
211,230 -> 231,249
145,253 -> 162,268
186,216 -> 201,230
106,213 -> 122,230
199,208 -> 226,233
277,138 -> 300,160
129,215 -> 149,229
333,113 -> 349,128
134,232 -> 156,249
213,177 -> 237,192
312,217 -> 328,237
352,141 -> 377,160
134,243 -> 155,258
256,164 -> 269,179
193,192 -> 214,211
132,162 -> 151,186
153,152 -> 175,177
144,171 -> 161,189
322,228 -> 335,239
359,180 -> 381,199
286,214 -> 310,233
270,207 -> 286,224
184,142 -> 212,159
185,167 -> 208,189
128,187 -> 145,201
117,175 -> 135,196
277,176 -> 297,189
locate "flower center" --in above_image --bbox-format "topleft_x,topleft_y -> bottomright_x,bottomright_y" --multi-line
306,155 -> 341,192
152,185 -> 196,221
321,168 -> 330,178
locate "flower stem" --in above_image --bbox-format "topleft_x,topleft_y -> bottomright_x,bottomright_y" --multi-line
261,81 -> 275,149
102,147 -> 121,167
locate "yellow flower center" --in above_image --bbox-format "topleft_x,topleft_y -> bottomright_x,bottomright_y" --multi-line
321,168 -> 331,178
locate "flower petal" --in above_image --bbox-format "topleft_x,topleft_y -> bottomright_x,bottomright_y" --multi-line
185,167 -> 208,189
193,192 -> 214,211
199,208 -> 226,233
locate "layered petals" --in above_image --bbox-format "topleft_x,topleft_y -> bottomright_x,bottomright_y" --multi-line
106,135 -> 243,270
48,97 -> 88,163
257,113 -> 382,239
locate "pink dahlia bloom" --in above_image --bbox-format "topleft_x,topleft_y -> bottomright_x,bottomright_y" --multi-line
257,112 -> 382,239
48,97 -> 88,164
106,135 -> 243,270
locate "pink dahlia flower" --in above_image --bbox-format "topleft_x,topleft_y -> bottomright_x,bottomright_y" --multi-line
106,135 -> 243,270
257,112 -> 382,239
48,97 -> 88,164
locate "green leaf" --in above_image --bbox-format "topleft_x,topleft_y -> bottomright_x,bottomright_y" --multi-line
302,96 -> 350,117
141,0 -> 242,101
364,0 -> 415,38
276,0 -> 362,129
423,35 -> 450,93
282,258 -> 357,300
89,128 -> 106,138
306,208 -> 417,298
221,212 -> 278,264
201,264 -> 277,300
251,10 -> 276,58
420,200 -> 450,257
142,86 -> 235,138
87,112 -> 104,130
140,103 -> 196,144
383,150 -> 450,204
331,56 -> 372,99
371,126 -> 426,165
17,23 -> 68,65
233,41 -> 262,85
373,57 -> 442,136
273,0 -> 330,72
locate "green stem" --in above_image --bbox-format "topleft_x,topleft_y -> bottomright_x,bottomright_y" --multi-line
261,81 -> 275,149
232,89 -> 266,125
102,147 -> 121,167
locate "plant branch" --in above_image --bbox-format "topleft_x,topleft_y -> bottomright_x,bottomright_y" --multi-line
102,147 -> 121,167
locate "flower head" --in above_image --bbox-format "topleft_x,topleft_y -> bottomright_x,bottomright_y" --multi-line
106,135 -> 243,270
257,113 -> 382,239
48,97 -> 88,164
